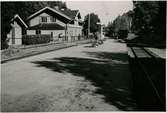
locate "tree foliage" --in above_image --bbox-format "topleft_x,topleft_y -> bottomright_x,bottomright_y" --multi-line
105,10 -> 133,39
1,1 -> 67,49
83,13 -> 100,35
104,22 -> 114,37
132,1 -> 166,45
105,1 -> 166,44
46,1 -> 67,9
113,11 -> 133,33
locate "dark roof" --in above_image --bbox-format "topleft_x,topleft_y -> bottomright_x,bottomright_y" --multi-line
27,7 -> 81,21
27,23 -> 65,30
59,9 -> 79,19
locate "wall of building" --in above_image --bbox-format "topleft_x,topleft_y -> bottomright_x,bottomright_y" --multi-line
29,16 -> 40,27
7,30 -> 12,45
66,25 -> 82,41
14,21 -> 22,39
7,21 -> 22,45
29,12 -> 66,27
41,30 -> 65,41
27,30 -> 36,35
27,29 -> 65,41
67,25 -> 82,36
27,26 -> 82,38
74,14 -> 79,26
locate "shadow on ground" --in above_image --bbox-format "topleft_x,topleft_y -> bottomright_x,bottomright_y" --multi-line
84,51 -> 128,62
32,51 -> 137,111
84,45 -> 94,48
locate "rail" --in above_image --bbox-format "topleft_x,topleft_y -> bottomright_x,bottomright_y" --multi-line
128,47 -> 165,110
131,47 -> 163,102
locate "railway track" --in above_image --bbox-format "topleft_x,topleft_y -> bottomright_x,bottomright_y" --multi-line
128,47 -> 165,111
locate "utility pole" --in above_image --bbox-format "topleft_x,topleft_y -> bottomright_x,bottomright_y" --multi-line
88,13 -> 90,38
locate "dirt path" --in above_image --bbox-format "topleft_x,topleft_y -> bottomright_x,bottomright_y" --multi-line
1,39 -> 137,111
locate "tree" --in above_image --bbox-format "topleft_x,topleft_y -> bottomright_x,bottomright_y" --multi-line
132,1 -> 166,46
46,1 -> 67,9
83,13 -> 100,36
113,11 -> 133,33
107,10 -> 133,39
105,22 -> 114,38
1,1 -> 68,49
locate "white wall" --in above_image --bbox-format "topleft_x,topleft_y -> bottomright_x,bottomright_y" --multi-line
7,30 -> 12,45
14,21 -> 22,39
27,30 -> 36,35
27,30 -> 65,41
66,25 -> 82,41
74,13 -> 80,26
29,16 -> 40,27
7,21 -> 22,45
41,30 -> 65,41
29,12 -> 66,27
29,13 -> 49,26
67,26 -> 82,37
27,30 -> 65,36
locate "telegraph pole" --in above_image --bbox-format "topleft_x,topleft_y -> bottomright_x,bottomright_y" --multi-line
88,13 -> 90,38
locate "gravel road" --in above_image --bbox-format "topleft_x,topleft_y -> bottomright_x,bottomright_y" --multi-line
1,39 -> 137,111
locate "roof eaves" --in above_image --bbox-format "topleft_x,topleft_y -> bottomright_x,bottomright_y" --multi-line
27,7 -> 71,21
27,23 -> 65,30
11,14 -> 28,28
48,7 -> 71,20
27,7 -> 48,20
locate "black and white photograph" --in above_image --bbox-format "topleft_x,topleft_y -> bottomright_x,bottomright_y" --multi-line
0,0 -> 166,112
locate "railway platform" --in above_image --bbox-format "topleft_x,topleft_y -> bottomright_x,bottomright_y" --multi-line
128,46 -> 166,111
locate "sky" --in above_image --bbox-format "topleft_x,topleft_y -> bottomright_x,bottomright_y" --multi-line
66,1 -> 133,25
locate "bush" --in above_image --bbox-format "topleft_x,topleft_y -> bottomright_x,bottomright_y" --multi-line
118,30 -> 128,39
1,40 -> 9,50
22,34 -> 51,45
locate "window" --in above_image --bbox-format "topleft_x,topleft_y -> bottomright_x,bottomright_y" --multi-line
36,30 -> 41,34
51,16 -> 56,22
41,17 -> 47,23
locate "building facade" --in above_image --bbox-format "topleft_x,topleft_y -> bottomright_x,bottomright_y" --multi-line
26,7 -> 83,42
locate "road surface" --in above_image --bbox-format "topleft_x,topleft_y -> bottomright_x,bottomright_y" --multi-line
1,39 -> 137,111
